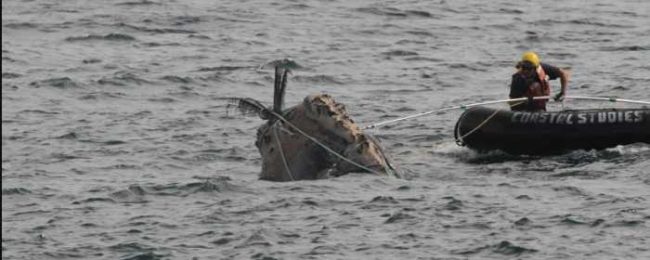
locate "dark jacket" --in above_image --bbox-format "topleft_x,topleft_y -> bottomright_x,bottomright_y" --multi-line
510,63 -> 562,111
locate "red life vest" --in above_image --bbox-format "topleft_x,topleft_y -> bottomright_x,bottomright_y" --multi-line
521,65 -> 552,110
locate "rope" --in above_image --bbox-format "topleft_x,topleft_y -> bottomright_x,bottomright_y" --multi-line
458,107 -> 502,141
362,95 -> 650,130
362,96 -> 547,130
272,123 -> 294,181
455,100 -> 525,145
565,96 -> 650,105
266,110 -> 396,178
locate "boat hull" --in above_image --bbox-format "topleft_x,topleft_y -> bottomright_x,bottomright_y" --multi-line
454,107 -> 650,155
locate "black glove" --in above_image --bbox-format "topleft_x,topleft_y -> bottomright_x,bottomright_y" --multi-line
554,92 -> 565,101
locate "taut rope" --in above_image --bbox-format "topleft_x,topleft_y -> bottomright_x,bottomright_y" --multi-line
362,95 -> 650,130
266,110 -> 398,178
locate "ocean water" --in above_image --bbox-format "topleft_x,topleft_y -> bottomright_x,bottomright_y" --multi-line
2,0 -> 650,259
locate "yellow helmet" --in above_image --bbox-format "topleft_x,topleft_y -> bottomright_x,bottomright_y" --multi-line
521,51 -> 540,68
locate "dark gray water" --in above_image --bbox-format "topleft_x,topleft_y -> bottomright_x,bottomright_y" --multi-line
3,0 -> 650,259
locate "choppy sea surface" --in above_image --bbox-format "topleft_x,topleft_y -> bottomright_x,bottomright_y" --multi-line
3,0 -> 650,259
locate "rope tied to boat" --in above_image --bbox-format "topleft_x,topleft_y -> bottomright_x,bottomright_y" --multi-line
362,95 -> 650,130
454,100 -> 527,146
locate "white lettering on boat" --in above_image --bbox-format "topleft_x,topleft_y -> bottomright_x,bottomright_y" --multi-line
598,112 -> 607,123
635,111 -> 643,122
539,113 -> 548,123
566,114 -> 574,125
577,113 -> 587,124
510,110 -> 645,125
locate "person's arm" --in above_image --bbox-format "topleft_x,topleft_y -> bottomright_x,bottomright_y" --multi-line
558,68 -> 570,96
543,63 -> 569,100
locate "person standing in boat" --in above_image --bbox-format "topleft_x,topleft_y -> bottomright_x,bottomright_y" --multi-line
509,51 -> 570,111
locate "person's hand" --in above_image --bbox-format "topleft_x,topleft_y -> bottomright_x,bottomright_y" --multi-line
554,92 -> 565,101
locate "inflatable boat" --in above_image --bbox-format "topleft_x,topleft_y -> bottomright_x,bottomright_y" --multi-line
454,106 -> 650,155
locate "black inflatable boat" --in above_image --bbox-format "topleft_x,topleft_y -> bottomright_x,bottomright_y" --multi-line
454,106 -> 650,155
